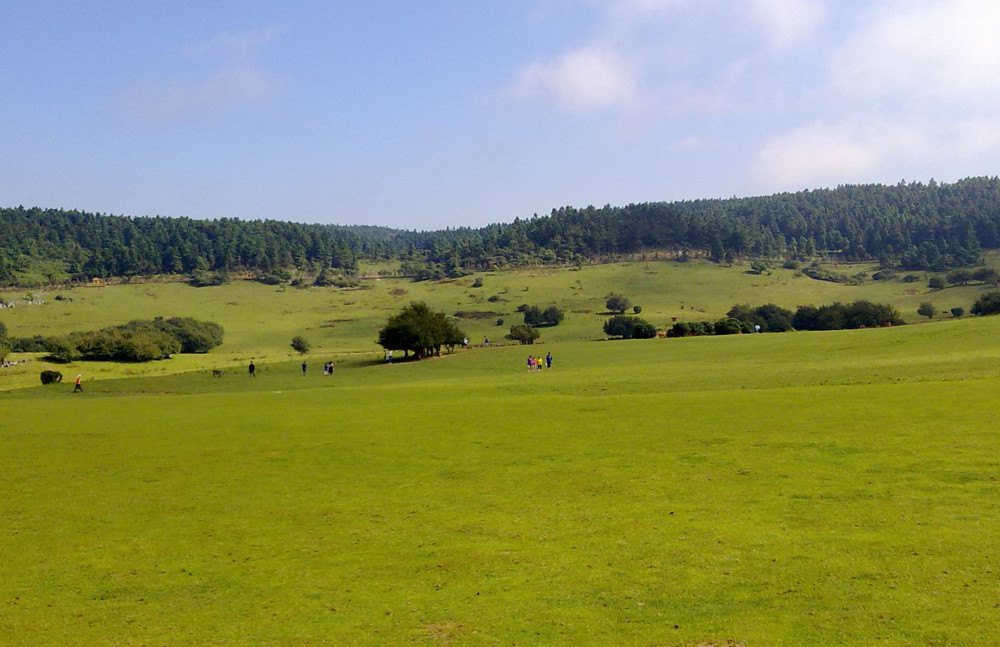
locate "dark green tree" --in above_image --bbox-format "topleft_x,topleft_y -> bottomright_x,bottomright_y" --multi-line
971,291 -> 1000,316
917,302 -> 936,319
377,302 -> 465,359
605,293 -> 631,314
506,324 -> 540,345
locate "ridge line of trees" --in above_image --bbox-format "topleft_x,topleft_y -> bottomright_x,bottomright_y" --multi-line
4,176 -> 1000,286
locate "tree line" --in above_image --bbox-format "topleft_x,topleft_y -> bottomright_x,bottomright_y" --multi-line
5,176 -> 1000,286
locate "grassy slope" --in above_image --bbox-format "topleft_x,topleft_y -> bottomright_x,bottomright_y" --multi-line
0,257 -> 994,390
2,312 -> 1000,645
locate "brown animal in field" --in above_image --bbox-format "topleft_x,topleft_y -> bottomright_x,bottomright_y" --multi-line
212,370 -> 222,378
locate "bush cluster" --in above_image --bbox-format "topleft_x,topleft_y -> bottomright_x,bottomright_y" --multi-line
518,304 -> 564,327
971,291 -> 1000,316
43,317 -> 224,363
667,318 -> 755,337
604,315 -> 657,339
670,300 -> 904,337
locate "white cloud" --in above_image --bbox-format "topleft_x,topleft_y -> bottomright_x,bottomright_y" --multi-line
749,0 -> 827,50
512,46 -> 638,111
829,0 -> 1000,108
754,115 -> 1000,188
753,1 -> 1000,190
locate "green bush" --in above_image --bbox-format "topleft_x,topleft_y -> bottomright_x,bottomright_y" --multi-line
291,336 -> 311,355
604,315 -> 656,339
151,317 -> 224,353
971,291 -> 1000,316
40,370 -> 63,384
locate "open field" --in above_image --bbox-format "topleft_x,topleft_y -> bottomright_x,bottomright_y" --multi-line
2,256 -> 997,390
3,305 -> 1000,644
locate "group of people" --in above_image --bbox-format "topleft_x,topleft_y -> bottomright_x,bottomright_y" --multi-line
527,352 -> 553,371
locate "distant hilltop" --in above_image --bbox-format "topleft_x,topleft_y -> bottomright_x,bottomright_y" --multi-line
3,176 -> 999,287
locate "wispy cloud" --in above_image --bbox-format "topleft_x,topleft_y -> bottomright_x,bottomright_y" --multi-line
749,0 -> 827,50
121,24 -> 284,123
512,46 -> 638,112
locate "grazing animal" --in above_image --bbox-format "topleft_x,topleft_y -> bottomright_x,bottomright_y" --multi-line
212,370 -> 223,378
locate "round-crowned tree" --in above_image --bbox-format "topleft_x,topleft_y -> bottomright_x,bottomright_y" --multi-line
605,293 -> 632,314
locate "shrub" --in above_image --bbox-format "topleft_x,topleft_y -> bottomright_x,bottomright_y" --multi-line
604,315 -> 655,339
291,336 -> 311,355
632,305 -> 642,314
189,270 -> 227,287
45,337 -> 78,363
951,307 -> 965,317
802,265 -> 848,283
713,317 -> 743,335
40,370 -> 63,385
928,276 -> 945,290
523,304 -> 564,326
871,270 -> 897,281
971,291 -> 1000,316
151,317 -> 224,353
917,302 -> 935,319
631,320 -> 657,339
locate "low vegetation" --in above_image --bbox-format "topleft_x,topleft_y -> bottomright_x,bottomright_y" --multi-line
28,317 -> 225,362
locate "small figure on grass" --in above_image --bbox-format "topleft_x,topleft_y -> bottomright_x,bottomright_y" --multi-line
249,361 -> 256,378
74,374 -> 83,393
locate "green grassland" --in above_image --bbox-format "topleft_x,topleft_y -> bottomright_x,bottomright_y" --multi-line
0,257 -> 994,390
2,259 -> 1000,645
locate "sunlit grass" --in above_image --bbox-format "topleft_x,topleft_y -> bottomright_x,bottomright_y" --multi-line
3,314 -> 1000,644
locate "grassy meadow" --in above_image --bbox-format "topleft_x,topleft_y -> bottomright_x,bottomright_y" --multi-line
2,258 -> 1000,645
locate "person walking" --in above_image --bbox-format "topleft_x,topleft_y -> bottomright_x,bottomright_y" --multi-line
546,352 -> 553,369
74,374 -> 83,393
249,361 -> 256,377
301,360 -> 307,376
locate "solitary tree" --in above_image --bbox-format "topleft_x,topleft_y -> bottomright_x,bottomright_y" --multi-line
605,293 -> 631,314
917,302 -> 936,319
506,324 -> 540,345
291,335 -> 311,355
377,301 -> 465,359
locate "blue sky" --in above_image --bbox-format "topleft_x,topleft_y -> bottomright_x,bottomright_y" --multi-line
4,0 -> 999,230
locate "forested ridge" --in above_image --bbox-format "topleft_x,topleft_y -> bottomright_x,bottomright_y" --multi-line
3,176 -> 1000,286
